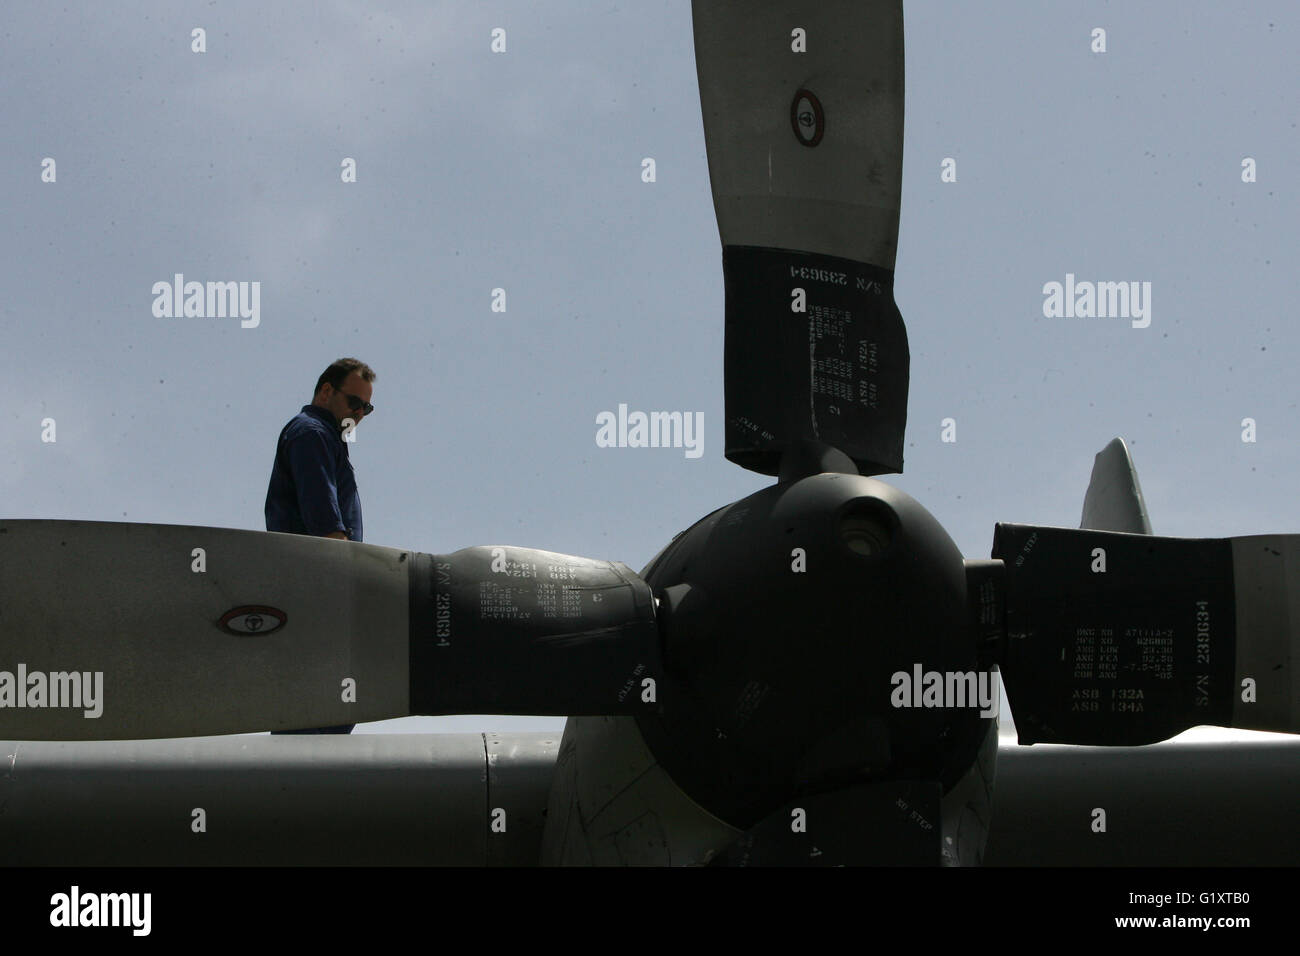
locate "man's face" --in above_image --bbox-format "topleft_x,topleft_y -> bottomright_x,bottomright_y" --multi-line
321,371 -> 374,430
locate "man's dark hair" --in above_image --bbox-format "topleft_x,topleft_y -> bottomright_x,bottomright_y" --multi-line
314,358 -> 376,397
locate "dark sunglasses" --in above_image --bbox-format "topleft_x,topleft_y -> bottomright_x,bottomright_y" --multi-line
336,391 -> 374,415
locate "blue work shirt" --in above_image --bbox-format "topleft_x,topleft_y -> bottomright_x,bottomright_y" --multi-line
264,404 -> 363,542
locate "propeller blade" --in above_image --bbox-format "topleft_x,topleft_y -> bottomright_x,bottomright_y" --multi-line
1080,437 -> 1152,533
0,521 -> 660,739
991,524 -> 1298,744
693,0 -> 909,476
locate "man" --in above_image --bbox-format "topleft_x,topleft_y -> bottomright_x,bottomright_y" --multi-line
265,357 -> 376,734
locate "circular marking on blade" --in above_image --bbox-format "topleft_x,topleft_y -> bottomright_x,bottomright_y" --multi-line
219,605 -> 287,635
791,88 -> 825,147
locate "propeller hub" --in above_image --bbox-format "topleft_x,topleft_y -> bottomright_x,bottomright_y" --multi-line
637,474 -> 992,828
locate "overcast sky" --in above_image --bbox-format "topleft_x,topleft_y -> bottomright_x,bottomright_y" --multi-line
3,1 -> 1295,742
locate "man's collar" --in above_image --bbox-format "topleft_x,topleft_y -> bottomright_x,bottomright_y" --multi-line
301,404 -> 341,429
